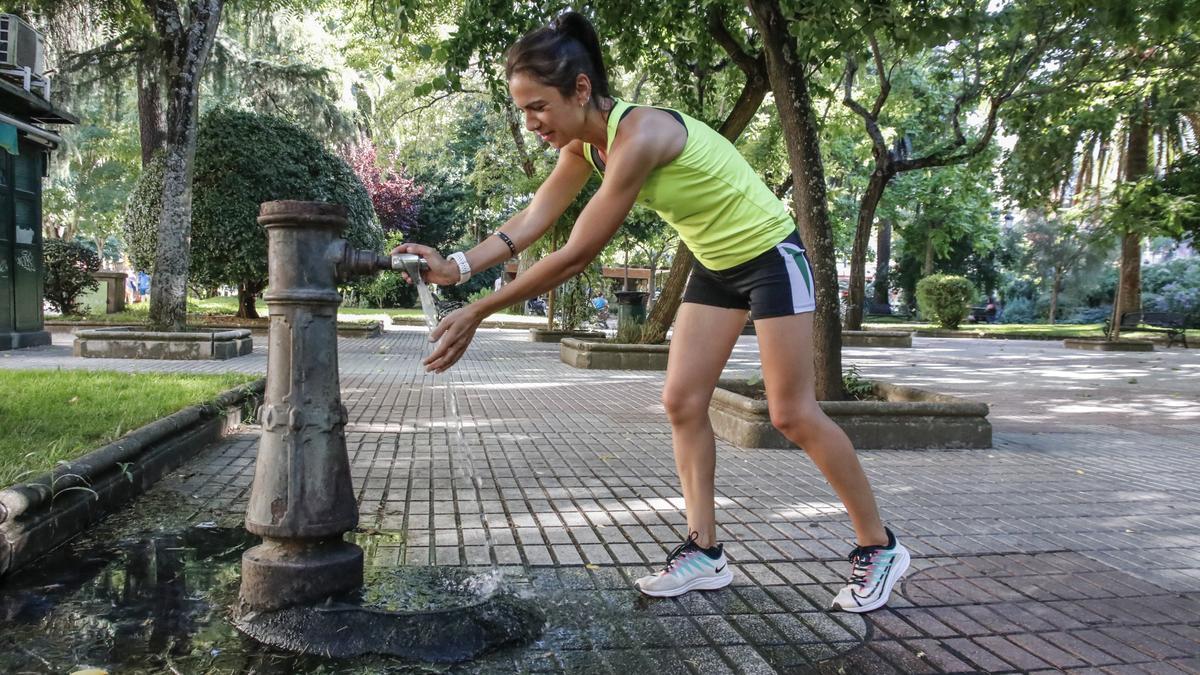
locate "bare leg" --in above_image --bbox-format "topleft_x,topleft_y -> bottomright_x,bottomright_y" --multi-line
755,313 -> 888,547
661,303 -> 748,549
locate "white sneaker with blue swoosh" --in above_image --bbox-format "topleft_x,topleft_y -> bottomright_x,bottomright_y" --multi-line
830,527 -> 910,613
635,532 -> 733,598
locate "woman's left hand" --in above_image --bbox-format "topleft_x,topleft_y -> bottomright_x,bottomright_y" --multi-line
424,305 -> 482,373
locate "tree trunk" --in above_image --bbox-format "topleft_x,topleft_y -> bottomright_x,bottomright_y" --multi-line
923,229 -> 935,276
147,0 -> 224,331
844,169 -> 891,330
871,219 -> 892,313
1119,107 -> 1152,320
237,281 -> 261,319
506,101 -> 540,314
1049,267 -> 1061,325
750,0 -> 842,400
136,49 -> 167,167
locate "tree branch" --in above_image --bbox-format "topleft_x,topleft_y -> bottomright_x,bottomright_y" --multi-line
707,6 -> 759,76
868,33 -> 890,118
842,53 -> 888,159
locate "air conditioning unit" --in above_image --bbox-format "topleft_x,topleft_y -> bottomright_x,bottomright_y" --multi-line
0,14 -> 46,77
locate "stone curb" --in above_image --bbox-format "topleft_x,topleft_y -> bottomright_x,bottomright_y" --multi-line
0,378 -> 266,577
528,328 -> 606,343
710,378 -> 991,450
391,315 -> 546,331
1063,338 -> 1156,352
47,319 -> 383,338
843,330 -> 913,348
559,338 -> 671,370
73,326 -> 255,360
872,326 -> 1194,346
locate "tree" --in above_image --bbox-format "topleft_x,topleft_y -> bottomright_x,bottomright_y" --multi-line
125,109 -> 383,318
42,122 -> 141,260
838,1 -> 1095,331
997,0 -> 1200,337
1022,209 -> 1111,323
343,140 -> 423,235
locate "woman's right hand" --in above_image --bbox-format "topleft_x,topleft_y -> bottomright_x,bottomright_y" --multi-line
390,243 -> 461,286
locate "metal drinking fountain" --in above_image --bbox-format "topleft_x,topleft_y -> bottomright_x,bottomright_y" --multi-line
239,201 -> 423,611
236,200 -> 541,662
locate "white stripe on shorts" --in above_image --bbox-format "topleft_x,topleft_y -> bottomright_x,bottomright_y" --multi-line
775,242 -> 817,314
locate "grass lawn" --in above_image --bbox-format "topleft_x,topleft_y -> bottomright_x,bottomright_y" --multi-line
0,370 -> 259,487
862,321 -> 1198,342
66,291 -> 384,324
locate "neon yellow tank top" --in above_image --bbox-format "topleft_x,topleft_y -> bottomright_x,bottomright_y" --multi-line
583,99 -> 794,271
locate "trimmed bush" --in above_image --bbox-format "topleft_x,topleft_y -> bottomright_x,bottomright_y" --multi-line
43,239 -> 101,315
916,274 -> 976,329
124,109 -> 384,317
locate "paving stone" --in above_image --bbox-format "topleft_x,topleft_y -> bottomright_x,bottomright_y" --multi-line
10,329 -> 1200,673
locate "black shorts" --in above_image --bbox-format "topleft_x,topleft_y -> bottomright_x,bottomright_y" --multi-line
681,229 -> 817,320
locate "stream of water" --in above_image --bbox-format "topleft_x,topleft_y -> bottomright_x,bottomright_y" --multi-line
414,277 -> 499,582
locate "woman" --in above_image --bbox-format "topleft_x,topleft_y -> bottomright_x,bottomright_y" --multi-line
395,11 -> 908,613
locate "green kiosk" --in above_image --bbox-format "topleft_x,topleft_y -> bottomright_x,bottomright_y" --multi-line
0,77 -> 76,350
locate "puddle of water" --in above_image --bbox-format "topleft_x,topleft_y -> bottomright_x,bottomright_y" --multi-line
0,521 -> 470,673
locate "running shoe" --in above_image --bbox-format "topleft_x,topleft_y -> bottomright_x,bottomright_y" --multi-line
635,532 -> 733,598
830,527 -> 910,613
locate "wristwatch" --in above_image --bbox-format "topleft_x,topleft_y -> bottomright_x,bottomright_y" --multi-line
447,251 -> 472,285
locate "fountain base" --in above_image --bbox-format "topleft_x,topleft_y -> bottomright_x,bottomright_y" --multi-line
234,567 -> 544,662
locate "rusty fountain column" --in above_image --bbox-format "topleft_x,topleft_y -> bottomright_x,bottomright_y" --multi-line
236,200 -> 543,662
239,200 -> 395,610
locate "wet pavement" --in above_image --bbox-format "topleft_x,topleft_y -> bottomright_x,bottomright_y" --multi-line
1,327 -> 1198,673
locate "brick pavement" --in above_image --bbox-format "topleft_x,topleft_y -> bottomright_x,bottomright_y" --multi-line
3,328 -> 1199,673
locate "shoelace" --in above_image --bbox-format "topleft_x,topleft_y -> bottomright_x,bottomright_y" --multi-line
846,546 -> 876,586
662,531 -> 701,572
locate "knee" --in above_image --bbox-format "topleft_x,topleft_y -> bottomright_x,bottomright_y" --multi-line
662,386 -> 711,426
769,402 -> 825,444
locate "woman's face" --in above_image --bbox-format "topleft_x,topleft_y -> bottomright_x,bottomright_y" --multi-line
508,72 -> 587,149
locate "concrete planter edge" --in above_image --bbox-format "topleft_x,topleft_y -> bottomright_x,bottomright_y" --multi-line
710,378 -> 991,450
559,337 -> 671,370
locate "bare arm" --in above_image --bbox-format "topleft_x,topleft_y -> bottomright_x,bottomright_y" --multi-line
396,143 -> 593,285
423,111 -> 684,372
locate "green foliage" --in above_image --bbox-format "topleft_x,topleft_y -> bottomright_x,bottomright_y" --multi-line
999,296 -> 1038,324
1111,153 -> 1200,241
1141,257 -> 1200,325
916,274 -> 976,329
842,365 -> 875,401
123,155 -> 166,273
43,124 -> 141,257
357,271 -> 417,309
42,239 -> 101,315
124,109 -> 383,294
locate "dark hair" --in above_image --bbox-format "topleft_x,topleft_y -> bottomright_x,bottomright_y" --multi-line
505,11 -> 611,107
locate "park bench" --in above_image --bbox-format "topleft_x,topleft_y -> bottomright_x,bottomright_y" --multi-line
1106,311 -> 1189,348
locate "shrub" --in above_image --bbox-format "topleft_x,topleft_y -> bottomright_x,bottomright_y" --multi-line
124,109 -> 384,318
358,272 -> 417,309
43,239 -> 101,315
1061,305 -> 1113,325
999,296 -> 1038,324
915,274 -> 976,328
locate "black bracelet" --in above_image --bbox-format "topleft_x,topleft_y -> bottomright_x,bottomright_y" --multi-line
494,231 -> 518,257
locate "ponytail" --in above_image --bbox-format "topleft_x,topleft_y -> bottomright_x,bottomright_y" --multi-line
505,10 -> 612,106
